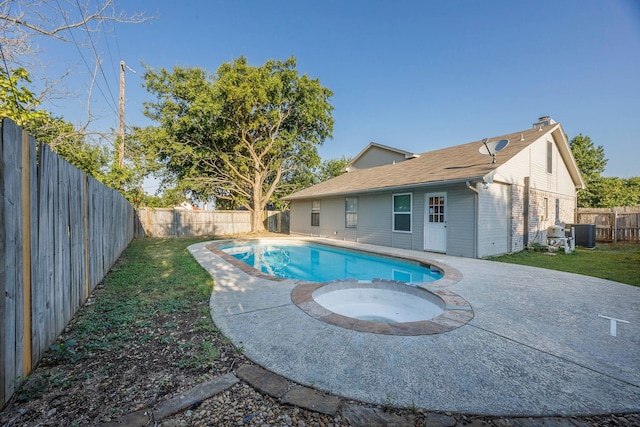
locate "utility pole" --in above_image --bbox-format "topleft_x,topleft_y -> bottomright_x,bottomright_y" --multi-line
118,60 -> 125,168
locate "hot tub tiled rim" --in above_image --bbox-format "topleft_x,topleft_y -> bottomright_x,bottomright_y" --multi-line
291,279 -> 473,336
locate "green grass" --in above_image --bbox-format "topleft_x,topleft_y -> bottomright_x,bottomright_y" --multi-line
487,243 -> 640,287
68,237 -> 216,360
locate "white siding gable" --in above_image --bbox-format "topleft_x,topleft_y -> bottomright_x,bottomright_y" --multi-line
491,132 -> 577,198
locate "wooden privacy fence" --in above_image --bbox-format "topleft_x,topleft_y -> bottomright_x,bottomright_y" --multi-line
1,119 -> 134,407
576,207 -> 640,242
134,208 -> 289,238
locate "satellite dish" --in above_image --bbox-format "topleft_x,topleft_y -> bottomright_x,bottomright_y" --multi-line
479,138 -> 510,163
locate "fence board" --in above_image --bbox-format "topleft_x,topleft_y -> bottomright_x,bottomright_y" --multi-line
70,167 -> 85,311
1,119 -> 135,407
27,134 -> 38,372
0,123 -> 4,406
33,144 -> 53,364
1,119 -> 22,404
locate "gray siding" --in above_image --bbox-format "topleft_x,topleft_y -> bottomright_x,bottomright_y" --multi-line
350,146 -> 408,170
443,187 -> 476,258
290,200 -> 312,235
321,198 -> 347,239
358,194 -> 392,246
290,184 -> 477,257
411,190 -> 426,251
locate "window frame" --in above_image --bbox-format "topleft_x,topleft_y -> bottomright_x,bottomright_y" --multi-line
311,200 -> 320,227
392,193 -> 412,233
546,140 -> 553,174
345,197 -> 358,228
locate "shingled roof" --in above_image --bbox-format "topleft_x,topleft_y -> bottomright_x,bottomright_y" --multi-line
283,122 -> 577,201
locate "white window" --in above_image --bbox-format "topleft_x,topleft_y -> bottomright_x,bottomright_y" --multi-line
393,193 -> 412,232
546,140 -> 553,174
311,200 -> 320,226
345,197 -> 358,228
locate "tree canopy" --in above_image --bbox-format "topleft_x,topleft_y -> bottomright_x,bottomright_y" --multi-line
140,56 -> 334,230
569,134 -> 639,208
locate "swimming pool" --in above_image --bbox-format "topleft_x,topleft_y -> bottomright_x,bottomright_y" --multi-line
218,240 -> 443,284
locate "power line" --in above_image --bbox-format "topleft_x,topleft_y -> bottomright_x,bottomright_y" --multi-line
53,0 -> 119,116
74,0 -> 119,114
101,19 -> 118,84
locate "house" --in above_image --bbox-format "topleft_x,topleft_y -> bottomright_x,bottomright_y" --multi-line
282,117 -> 585,258
174,201 -> 200,210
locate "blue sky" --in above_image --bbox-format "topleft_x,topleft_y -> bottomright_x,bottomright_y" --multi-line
34,0 -> 640,186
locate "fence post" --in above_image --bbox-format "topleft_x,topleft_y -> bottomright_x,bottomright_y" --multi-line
84,172 -> 90,298
20,130 -> 32,376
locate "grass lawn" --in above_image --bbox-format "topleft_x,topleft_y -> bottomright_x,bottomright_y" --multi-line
487,243 -> 640,287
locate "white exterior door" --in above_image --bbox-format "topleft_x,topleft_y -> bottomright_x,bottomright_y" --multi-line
425,193 -> 447,252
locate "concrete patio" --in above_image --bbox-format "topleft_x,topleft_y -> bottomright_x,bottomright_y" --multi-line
189,238 -> 639,417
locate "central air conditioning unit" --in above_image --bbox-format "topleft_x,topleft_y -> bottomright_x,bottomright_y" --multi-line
566,224 -> 597,248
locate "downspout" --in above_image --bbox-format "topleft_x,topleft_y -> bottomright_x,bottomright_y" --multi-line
523,177 -> 530,248
466,181 -> 479,259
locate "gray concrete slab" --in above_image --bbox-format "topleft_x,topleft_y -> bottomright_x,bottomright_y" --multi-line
188,239 -> 640,417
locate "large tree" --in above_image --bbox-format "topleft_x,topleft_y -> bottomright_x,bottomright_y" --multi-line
141,56 -> 334,231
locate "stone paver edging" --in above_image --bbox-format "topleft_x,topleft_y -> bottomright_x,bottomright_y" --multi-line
95,365 -> 627,427
96,373 -> 240,426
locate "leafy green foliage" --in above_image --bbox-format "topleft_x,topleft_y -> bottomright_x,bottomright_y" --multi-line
274,155 -> 351,209
588,176 -> 640,208
569,134 -> 639,208
318,156 -> 351,182
570,134 -> 607,207
48,340 -> 80,364
570,134 -> 607,181
0,67 -> 48,125
138,56 -> 334,230
1,67 -> 111,179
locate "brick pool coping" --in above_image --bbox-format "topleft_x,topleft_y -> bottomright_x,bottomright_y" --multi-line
206,239 -> 473,336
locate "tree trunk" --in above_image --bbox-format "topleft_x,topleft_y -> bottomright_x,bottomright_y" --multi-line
252,209 -> 265,232
252,182 -> 265,232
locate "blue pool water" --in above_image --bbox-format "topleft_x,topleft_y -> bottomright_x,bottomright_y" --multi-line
219,241 -> 443,284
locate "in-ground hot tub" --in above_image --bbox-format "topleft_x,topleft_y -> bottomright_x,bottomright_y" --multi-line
291,279 -> 473,336
313,280 -> 444,323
